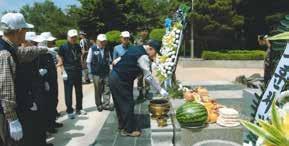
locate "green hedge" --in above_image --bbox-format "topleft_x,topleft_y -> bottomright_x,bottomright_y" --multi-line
106,30 -> 121,43
202,50 -> 266,60
56,39 -> 67,48
149,28 -> 166,42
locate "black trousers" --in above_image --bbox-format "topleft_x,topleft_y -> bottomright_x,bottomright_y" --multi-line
64,70 -> 83,114
109,70 -> 139,133
46,74 -> 59,128
18,110 -> 47,146
46,92 -> 58,128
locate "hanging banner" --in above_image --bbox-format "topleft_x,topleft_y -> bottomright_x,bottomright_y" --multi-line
255,42 -> 289,120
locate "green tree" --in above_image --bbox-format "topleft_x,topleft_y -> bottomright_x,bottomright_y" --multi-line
191,0 -> 244,56
238,0 -> 289,49
69,0 -> 177,37
68,0 -> 123,37
149,28 -> 166,41
20,0 -> 78,38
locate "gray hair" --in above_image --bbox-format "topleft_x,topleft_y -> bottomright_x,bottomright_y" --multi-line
0,22 -> 19,35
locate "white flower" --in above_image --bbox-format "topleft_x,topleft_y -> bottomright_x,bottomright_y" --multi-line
176,30 -> 181,34
163,74 -> 168,78
176,34 -> 180,39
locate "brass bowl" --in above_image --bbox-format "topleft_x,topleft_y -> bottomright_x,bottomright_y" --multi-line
157,118 -> 168,127
149,99 -> 171,119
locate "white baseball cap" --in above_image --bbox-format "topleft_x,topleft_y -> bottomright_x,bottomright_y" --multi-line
25,32 -> 37,41
67,29 -> 78,37
0,31 -> 3,36
0,13 -> 34,30
41,32 -> 56,41
32,35 -> 45,43
97,34 -> 107,41
120,31 -> 130,38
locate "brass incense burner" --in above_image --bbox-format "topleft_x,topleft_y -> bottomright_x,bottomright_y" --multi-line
149,99 -> 171,127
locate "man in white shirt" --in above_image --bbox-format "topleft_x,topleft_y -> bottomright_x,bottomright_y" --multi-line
87,34 -> 112,112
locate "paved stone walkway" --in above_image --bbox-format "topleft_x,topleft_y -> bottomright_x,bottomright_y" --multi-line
92,101 -> 152,146
50,66 -> 263,146
176,66 -> 263,83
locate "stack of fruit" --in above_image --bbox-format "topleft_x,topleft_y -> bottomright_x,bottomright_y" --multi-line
183,86 -> 223,124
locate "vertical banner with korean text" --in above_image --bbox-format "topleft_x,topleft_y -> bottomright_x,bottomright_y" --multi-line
255,42 -> 289,120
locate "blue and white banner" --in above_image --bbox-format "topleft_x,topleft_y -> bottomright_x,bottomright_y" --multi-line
255,42 -> 289,120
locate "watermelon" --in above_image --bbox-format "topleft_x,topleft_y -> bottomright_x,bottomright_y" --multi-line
176,101 -> 208,127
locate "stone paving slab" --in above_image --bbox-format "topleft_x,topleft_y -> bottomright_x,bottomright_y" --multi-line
180,125 -> 243,146
93,101 -> 152,146
182,81 -> 245,91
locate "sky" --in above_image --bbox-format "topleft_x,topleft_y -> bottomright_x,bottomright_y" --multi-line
0,0 -> 81,14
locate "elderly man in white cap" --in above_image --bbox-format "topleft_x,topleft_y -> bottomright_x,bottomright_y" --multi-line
58,29 -> 86,119
0,13 -> 48,146
87,34 -> 112,112
112,31 -> 131,62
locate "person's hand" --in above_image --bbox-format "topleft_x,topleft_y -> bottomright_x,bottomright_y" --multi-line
8,119 -> 23,141
22,41 -> 34,47
112,57 -> 121,66
160,88 -> 169,97
44,82 -> 50,91
39,69 -> 48,76
30,102 -> 38,111
62,70 -> 68,80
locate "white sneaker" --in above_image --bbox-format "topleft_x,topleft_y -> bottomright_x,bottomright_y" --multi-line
76,110 -> 87,115
68,112 -> 75,119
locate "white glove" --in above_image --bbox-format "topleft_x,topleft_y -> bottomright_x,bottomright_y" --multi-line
112,57 -> 121,66
44,82 -> 50,91
30,102 -> 38,111
8,120 -> 23,141
62,70 -> 68,80
39,69 -> 48,76
160,88 -> 169,97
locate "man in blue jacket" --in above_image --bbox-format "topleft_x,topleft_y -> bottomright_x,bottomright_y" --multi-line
112,31 -> 131,63
110,40 -> 168,137
58,29 -> 86,119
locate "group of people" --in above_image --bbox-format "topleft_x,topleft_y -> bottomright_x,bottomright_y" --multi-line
0,11 -> 169,146
0,12 -> 61,146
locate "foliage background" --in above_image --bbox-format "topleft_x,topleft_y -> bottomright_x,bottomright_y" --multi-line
8,0 -> 289,56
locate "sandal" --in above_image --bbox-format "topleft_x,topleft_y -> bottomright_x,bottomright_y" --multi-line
120,130 -> 141,137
